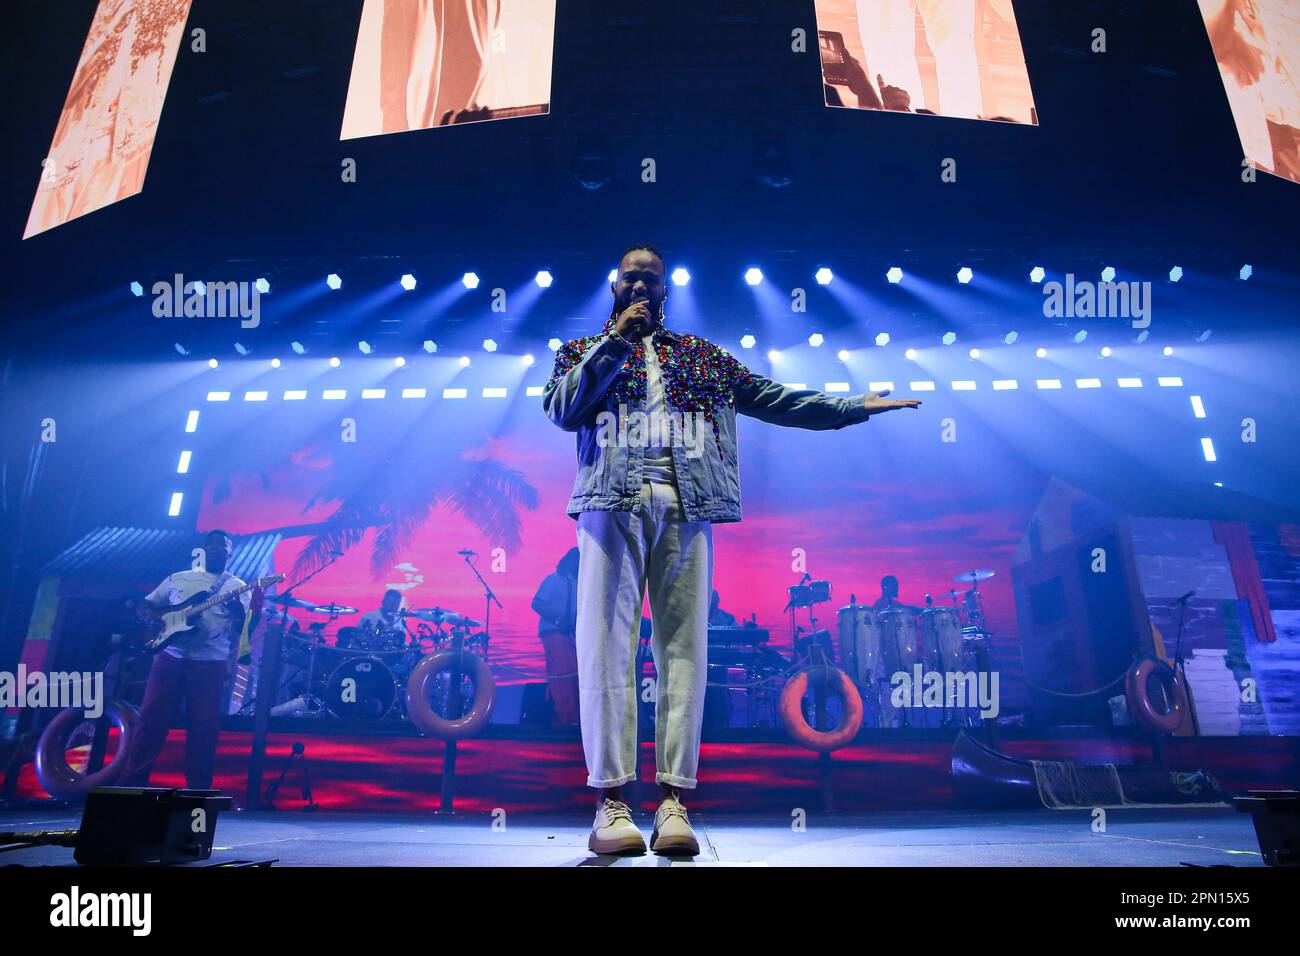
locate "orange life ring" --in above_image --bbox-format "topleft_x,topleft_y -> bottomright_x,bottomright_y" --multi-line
779,667 -> 863,753
35,700 -> 138,801
405,649 -> 496,740
1125,657 -> 1189,734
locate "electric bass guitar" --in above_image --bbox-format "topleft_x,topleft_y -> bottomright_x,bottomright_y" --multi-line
143,574 -> 285,654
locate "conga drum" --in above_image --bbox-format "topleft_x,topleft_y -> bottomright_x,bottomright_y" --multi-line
836,604 -> 883,685
920,607 -> 964,672
875,607 -> 919,679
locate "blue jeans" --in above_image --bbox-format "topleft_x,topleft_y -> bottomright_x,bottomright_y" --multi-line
575,479 -> 713,789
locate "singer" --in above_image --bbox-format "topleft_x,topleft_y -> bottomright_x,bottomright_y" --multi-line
542,243 -> 922,855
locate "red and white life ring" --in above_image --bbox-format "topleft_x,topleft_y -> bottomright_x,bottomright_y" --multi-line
405,649 -> 496,740
1125,657 -> 1190,734
779,667 -> 863,753
34,700 -> 139,801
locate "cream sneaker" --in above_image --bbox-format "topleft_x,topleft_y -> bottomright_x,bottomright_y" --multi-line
588,798 -> 647,854
651,792 -> 700,856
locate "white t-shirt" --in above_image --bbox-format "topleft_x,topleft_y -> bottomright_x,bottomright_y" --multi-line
146,570 -> 250,661
641,333 -> 678,486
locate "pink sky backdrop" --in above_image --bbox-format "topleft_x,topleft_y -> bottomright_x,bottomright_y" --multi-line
200,423 -> 1033,682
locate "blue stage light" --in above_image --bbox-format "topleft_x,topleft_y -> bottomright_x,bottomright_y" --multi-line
462,272 -> 480,289
394,356 -> 406,367
330,356 -> 341,367
326,273 -> 342,290
808,333 -> 824,347
1239,264 -> 1252,281
957,267 -> 973,284
875,332 -> 890,347
131,281 -> 144,296
886,267 -> 903,284
423,340 -> 438,353
1029,267 -> 1045,284
671,268 -> 691,286
740,334 -> 756,349
744,267 -> 763,286
1004,331 -> 1019,345
358,341 -> 372,354
400,273 -> 417,291
535,271 -> 553,288
815,267 -> 833,285
1101,266 -> 1116,283
1168,266 -> 1183,283
255,278 -> 270,294
483,339 -> 498,352
291,341 -> 306,354
942,331 -> 957,346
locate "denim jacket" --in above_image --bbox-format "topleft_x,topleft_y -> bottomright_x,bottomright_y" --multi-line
542,314 -> 875,523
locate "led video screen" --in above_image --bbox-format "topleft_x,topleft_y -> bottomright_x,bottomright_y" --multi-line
1200,0 -> 1300,185
341,0 -> 556,140
23,0 -> 193,240
815,0 -> 1038,124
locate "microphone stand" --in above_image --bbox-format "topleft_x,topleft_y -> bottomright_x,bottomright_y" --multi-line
460,550 -> 502,662
245,552 -> 343,810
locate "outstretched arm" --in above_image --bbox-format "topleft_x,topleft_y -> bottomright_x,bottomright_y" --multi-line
542,331 -> 634,432
726,350 -> 921,429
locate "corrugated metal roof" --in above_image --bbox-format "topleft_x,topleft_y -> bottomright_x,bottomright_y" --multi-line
43,527 -> 281,582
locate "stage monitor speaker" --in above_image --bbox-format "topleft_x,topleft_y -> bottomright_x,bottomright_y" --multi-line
1234,790 -> 1300,867
74,787 -> 233,865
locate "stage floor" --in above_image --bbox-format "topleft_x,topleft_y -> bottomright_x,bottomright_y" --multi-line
0,806 -> 1265,867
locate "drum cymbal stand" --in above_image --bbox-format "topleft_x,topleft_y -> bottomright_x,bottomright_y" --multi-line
265,741 -> 318,811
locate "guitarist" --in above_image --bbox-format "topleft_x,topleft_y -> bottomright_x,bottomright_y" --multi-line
119,529 -> 250,790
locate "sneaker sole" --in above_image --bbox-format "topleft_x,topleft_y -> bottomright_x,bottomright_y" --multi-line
588,831 -> 647,855
650,828 -> 700,856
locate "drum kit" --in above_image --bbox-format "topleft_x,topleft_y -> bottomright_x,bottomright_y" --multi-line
828,569 -> 997,728
268,597 -> 488,723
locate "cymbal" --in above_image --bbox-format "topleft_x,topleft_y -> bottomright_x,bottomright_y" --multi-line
953,569 -> 996,583
311,603 -> 358,615
407,607 -> 481,626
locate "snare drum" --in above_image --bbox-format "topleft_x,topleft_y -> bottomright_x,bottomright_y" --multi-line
836,604 -> 883,684
921,607 -> 964,671
324,656 -> 397,719
875,607 -> 918,678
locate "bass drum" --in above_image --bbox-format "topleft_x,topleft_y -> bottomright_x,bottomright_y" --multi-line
324,657 -> 397,719
875,607 -> 918,678
836,604 -> 882,685
921,607 -> 964,672
35,700 -> 139,801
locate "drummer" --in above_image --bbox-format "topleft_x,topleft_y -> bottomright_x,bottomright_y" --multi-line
358,588 -> 409,641
873,575 -> 904,612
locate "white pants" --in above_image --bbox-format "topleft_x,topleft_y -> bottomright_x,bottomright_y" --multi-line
575,479 -> 713,789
